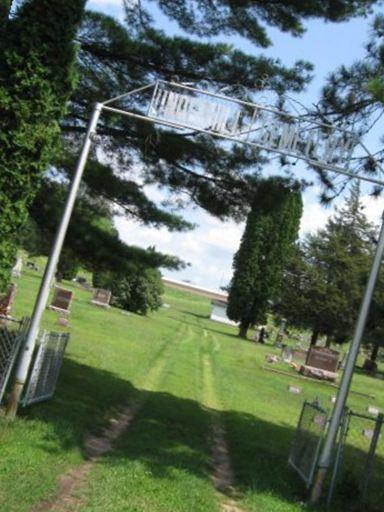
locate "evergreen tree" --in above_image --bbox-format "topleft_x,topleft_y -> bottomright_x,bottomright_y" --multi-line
0,0 -> 86,291
0,0 -> 377,290
319,14 -> 384,192
276,183 -> 376,345
93,265 -> 164,315
227,177 -> 303,338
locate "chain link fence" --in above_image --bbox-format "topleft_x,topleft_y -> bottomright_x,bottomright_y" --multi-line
22,330 -> 70,406
0,317 -> 29,404
289,400 -> 329,487
327,409 -> 384,511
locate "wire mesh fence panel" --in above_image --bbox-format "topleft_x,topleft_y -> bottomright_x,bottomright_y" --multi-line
289,401 -> 328,487
23,330 -> 70,406
0,317 -> 29,404
329,410 -> 384,512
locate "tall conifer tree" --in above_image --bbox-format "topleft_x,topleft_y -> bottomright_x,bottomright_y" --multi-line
227,177 -> 303,338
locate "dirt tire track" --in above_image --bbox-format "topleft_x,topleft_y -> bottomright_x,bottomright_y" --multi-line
201,330 -> 245,512
29,320 -> 191,512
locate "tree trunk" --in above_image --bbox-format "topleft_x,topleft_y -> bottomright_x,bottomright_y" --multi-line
238,321 -> 249,339
325,335 -> 331,348
370,342 -> 380,363
0,1 -> 11,23
310,329 -> 319,346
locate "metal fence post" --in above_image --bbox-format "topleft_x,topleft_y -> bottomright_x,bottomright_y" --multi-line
361,412 -> 384,502
5,103 -> 103,419
310,211 -> 384,504
326,408 -> 350,510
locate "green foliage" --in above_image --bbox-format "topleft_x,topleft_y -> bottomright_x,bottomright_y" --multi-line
227,177 -> 303,338
276,183 -> 377,344
4,268 -> 384,512
93,265 -> 164,315
128,0 -> 378,47
0,0 -> 86,291
367,77 -> 384,104
26,180 -> 184,272
320,14 -> 384,187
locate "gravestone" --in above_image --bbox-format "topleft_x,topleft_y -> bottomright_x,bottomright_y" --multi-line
288,385 -> 301,395
300,347 -> 340,382
330,396 -> 337,404
306,347 -> 340,372
367,405 -> 380,417
91,288 -> 111,308
57,317 -> 69,328
292,349 -> 308,362
313,414 -> 327,427
49,287 -> 73,315
11,257 -> 23,278
275,318 -> 287,347
363,428 -> 375,440
0,283 -> 17,317
282,346 -> 293,363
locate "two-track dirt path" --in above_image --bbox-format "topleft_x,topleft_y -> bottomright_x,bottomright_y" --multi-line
30,321 -> 193,512
201,329 -> 245,512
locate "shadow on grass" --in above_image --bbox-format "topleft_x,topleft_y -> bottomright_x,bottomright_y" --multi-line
16,357 -> 384,511
15,357 -> 307,509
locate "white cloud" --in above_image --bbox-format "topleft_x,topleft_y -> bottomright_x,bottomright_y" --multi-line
114,186 -> 384,290
361,195 -> 384,225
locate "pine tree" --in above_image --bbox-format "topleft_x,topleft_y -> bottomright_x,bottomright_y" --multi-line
0,1 -> 377,289
276,182 -> 376,345
319,14 -> 384,187
227,177 -> 303,338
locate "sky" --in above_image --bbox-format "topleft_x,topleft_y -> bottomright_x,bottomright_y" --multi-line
88,0 -> 384,289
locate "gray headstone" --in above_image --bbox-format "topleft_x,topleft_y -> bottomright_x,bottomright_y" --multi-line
306,347 -> 340,373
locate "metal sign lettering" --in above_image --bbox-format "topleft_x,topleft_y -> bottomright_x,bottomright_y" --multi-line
148,81 -> 358,171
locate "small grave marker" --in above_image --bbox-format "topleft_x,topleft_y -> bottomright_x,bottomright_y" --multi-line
313,414 -> 326,427
288,385 -> 301,395
11,257 -> 23,278
49,287 -> 73,315
367,405 -> 380,417
91,288 -> 111,308
57,317 -> 69,328
330,396 -> 336,404
363,428 -> 375,440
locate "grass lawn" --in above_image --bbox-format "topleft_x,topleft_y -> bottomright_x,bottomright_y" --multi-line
1,269 -> 384,511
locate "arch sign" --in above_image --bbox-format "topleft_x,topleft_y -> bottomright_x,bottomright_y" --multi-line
9,80 -> 384,504
102,80 -> 383,185
148,81 -> 356,175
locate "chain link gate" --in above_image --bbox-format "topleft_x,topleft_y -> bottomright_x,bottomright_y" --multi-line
289,400 -> 329,487
22,330 -> 70,406
327,409 -> 384,511
0,317 -> 29,404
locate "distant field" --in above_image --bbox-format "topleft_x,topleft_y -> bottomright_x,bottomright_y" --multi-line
0,269 -> 383,511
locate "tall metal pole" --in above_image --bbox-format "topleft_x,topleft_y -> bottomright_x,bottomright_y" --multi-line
5,103 -> 103,419
310,211 -> 384,504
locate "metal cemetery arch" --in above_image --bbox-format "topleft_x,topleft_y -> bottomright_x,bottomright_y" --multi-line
7,81 -> 384,500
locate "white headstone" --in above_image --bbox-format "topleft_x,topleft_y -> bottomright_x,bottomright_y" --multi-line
367,405 -> 380,417
288,385 -> 301,395
11,257 -> 22,278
